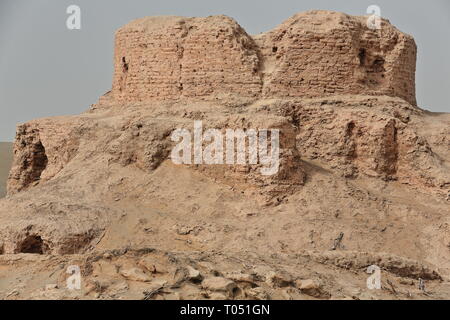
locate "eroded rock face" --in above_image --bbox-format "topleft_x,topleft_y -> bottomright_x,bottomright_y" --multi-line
112,15 -> 262,101
8,118 -> 81,194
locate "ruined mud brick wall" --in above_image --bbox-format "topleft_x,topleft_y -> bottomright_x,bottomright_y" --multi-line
112,16 -> 262,101
257,11 -> 416,105
111,11 -> 417,105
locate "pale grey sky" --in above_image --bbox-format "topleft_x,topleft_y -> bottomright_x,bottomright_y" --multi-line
0,0 -> 449,141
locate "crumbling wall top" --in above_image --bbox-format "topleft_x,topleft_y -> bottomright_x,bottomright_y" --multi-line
111,11 -> 417,105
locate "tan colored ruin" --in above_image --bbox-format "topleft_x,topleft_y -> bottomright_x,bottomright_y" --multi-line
112,11 -> 416,105
1,11 -> 449,300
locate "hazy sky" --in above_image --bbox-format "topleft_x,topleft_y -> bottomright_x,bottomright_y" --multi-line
0,0 -> 449,141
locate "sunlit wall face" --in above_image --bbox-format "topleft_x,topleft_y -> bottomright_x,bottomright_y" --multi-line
0,0 -> 449,142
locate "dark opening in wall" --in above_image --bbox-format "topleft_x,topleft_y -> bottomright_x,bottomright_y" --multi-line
372,57 -> 385,73
357,49 -> 386,88
31,141 -> 48,183
17,235 -> 47,254
358,49 -> 367,66
122,57 -> 129,72
346,121 -> 356,138
119,57 -> 130,93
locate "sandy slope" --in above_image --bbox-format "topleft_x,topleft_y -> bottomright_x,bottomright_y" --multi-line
0,96 -> 448,300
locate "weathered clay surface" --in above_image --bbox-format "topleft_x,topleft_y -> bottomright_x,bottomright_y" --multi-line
256,11 -> 416,105
1,11 -> 449,300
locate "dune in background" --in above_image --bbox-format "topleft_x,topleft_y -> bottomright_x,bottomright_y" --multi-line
0,142 -> 13,197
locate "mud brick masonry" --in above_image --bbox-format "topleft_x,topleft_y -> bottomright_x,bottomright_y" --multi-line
112,11 -> 417,105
